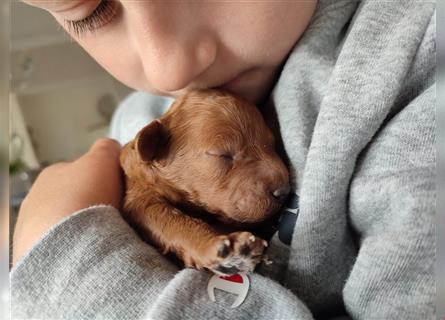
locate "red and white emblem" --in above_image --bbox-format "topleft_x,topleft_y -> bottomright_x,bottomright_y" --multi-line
207,273 -> 250,308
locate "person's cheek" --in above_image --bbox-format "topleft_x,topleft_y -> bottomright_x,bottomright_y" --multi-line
53,13 -> 159,95
82,37 -> 151,93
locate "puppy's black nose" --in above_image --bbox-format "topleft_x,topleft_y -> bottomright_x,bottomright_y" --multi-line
272,184 -> 290,201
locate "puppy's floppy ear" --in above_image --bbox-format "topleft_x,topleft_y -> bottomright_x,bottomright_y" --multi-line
135,120 -> 169,162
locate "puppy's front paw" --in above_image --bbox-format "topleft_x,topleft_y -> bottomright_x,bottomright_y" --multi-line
208,232 -> 267,276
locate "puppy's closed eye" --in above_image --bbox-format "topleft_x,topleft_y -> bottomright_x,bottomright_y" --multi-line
205,149 -> 235,164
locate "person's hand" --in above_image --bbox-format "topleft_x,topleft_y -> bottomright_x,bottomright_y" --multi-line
12,138 -> 123,266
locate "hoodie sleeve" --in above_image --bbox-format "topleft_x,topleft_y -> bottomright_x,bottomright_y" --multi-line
345,84 -> 436,319
11,205 -> 315,320
11,205 -> 179,319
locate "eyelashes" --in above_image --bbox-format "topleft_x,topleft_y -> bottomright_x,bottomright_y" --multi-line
64,0 -> 118,36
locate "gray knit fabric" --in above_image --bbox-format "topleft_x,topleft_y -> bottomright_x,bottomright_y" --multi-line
11,1 -> 436,319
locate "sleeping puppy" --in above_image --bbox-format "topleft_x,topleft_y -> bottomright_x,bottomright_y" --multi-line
120,89 -> 289,275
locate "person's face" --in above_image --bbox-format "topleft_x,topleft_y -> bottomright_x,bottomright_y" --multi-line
24,1 -> 317,103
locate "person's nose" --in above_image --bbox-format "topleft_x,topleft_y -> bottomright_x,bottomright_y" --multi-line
135,27 -> 218,93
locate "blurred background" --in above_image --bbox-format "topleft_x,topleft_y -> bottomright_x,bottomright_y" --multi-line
8,2 -> 132,247
1,0 -> 9,319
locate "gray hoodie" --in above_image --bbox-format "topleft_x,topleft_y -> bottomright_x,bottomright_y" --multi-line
11,1 -> 436,319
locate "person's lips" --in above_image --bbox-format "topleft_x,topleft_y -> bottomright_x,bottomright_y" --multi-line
172,72 -> 245,97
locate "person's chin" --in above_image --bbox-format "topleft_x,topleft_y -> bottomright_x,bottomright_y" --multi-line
219,84 -> 265,104
216,73 -> 274,104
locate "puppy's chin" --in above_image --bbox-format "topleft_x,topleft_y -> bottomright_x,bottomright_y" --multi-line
216,200 -> 282,226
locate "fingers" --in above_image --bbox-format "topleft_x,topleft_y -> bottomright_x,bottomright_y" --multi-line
77,139 -> 124,210
89,138 -> 121,155
79,138 -> 122,167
